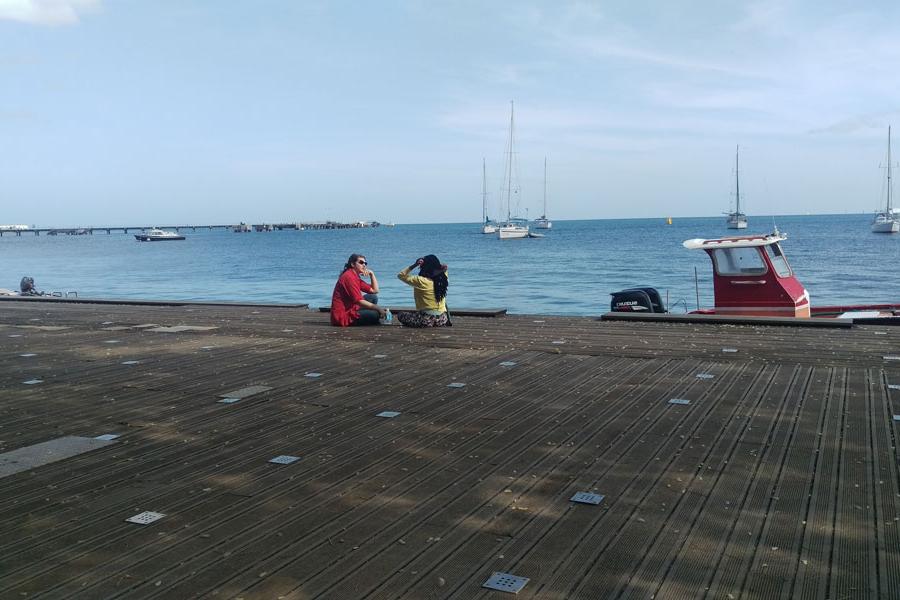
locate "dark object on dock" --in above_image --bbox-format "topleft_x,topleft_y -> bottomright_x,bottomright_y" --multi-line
610,286 -> 666,313
19,276 -> 39,295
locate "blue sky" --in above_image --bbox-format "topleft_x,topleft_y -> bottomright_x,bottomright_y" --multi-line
2,0 -> 900,226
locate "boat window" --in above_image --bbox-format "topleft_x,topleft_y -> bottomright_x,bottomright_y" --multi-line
710,247 -> 767,276
765,243 -> 792,277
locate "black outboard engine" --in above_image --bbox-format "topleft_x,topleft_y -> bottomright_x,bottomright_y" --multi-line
20,276 -> 39,296
610,287 -> 666,313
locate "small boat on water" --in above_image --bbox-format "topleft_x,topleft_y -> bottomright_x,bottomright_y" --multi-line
872,126 -> 899,233
134,228 -> 185,242
533,157 -> 552,230
610,230 -> 900,321
497,101 -> 529,240
480,158 -> 497,234
725,145 -> 748,230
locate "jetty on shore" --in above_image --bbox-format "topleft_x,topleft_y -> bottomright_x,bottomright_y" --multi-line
1,299 -> 899,598
0,221 -> 384,236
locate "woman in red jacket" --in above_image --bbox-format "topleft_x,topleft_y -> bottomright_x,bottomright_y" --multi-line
330,253 -> 387,326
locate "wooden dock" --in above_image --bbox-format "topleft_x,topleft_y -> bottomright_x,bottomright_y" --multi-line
1,300 -> 898,598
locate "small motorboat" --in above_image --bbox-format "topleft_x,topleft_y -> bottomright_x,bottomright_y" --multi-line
610,230 -> 900,321
134,228 -> 185,242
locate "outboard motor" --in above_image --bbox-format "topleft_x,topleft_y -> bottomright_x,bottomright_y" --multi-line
20,276 -> 36,295
610,287 -> 666,313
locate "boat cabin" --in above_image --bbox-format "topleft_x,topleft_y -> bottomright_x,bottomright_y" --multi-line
684,232 -> 810,318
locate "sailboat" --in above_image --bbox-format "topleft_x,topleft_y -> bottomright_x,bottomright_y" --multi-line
726,145 -> 748,229
872,126 -> 900,233
497,101 -> 529,240
533,157 -> 552,229
480,158 -> 496,234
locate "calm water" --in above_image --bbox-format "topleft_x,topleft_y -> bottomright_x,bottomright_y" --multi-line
1,215 -> 898,315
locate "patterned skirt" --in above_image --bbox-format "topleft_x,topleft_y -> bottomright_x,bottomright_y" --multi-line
396,311 -> 450,328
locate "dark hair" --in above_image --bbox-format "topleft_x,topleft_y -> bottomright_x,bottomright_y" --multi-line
420,254 -> 448,302
343,253 -> 365,272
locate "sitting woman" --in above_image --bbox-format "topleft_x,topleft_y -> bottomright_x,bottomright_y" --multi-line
330,253 -> 387,326
396,254 -> 450,327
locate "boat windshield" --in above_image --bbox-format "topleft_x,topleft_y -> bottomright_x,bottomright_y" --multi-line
764,243 -> 792,277
710,247 -> 767,276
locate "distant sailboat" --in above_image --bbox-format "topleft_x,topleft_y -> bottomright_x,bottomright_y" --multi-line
726,145 -> 748,229
872,126 -> 900,233
533,157 -> 552,229
480,158 -> 496,234
497,101 -> 529,240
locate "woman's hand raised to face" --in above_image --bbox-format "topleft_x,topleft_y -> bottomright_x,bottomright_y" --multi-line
415,258 -> 424,267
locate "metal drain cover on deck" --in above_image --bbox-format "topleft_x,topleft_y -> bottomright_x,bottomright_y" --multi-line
570,492 -> 605,505
305,372 -> 322,378
217,398 -> 240,404
104,340 -> 121,344
483,572 -> 529,594
23,379 -> 42,385
695,373 -> 714,379
668,398 -> 691,405
20,353 -> 37,357
269,455 -> 300,464
894,415 -> 900,422
126,511 -> 165,525
95,434 -> 120,441
447,382 -> 466,388
373,354 -> 388,358
889,385 -> 900,390
884,356 -> 900,361
722,348 -> 738,353
121,360 -> 141,365
499,361 -> 517,367
377,411 -> 401,418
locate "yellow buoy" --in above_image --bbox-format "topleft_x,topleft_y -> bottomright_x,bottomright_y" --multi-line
666,217 -> 672,225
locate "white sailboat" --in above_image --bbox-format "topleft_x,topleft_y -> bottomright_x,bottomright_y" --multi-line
533,156 -> 552,229
872,126 -> 900,233
497,101 -> 529,240
726,145 -> 748,229
480,158 -> 496,234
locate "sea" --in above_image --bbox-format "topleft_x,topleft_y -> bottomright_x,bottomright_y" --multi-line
1,214 -> 898,316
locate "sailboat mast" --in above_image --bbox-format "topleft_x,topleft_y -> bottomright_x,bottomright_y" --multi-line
543,157 -> 547,218
888,126 -> 893,213
482,158 -> 488,223
505,101 -> 515,221
735,145 -> 741,214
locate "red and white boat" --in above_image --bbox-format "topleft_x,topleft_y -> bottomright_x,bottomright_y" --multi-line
610,230 -> 900,321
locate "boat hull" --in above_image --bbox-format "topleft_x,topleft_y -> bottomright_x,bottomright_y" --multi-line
498,226 -> 528,239
481,225 -> 497,234
534,219 -> 552,229
872,216 -> 899,233
134,234 -> 185,241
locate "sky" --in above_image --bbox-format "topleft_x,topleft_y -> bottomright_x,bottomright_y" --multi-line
2,0 -> 900,226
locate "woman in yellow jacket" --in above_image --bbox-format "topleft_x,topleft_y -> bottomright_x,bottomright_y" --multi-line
396,254 -> 450,327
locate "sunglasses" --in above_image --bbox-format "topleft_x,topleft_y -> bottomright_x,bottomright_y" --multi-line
357,260 -> 367,265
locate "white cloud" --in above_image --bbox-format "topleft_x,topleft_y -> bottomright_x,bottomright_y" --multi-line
0,0 -> 100,26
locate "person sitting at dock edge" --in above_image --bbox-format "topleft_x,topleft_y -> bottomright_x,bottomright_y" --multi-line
396,254 -> 450,327
330,253 -> 387,326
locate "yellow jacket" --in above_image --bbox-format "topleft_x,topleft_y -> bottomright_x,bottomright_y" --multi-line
397,267 -> 447,313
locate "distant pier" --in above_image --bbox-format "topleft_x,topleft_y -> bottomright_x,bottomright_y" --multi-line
0,221 -> 383,236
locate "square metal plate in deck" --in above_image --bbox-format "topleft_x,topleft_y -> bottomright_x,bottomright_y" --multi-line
104,340 -> 121,344
893,415 -> 900,422
695,373 -> 714,379
483,572 -> 529,594
23,379 -> 42,385
19,353 -> 37,357
305,372 -> 322,378
551,340 -> 566,345
8,334 -> 22,338
121,360 -> 141,365
373,354 -> 388,358
499,361 -> 517,367
95,434 -> 120,441
889,384 -> 900,390
217,398 -> 240,404
269,455 -> 300,464
570,492 -> 605,505
218,385 -> 272,400
668,398 -> 691,405
376,411 -> 401,418
884,356 -> 900,361
125,511 -> 165,525
447,382 -> 466,388
722,348 -> 738,353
